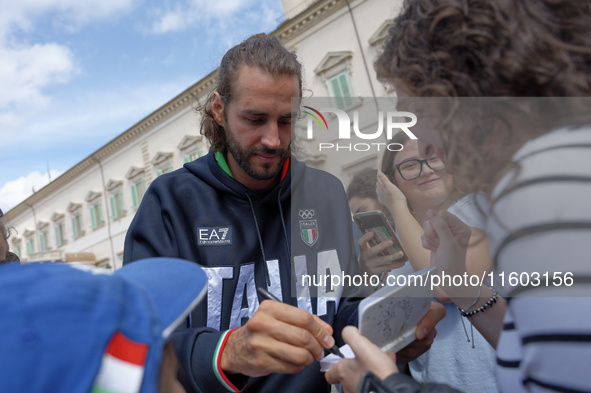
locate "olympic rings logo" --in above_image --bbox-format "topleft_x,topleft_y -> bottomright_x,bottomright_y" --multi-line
299,209 -> 315,219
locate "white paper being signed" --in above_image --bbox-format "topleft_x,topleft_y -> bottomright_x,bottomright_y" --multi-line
319,344 -> 355,372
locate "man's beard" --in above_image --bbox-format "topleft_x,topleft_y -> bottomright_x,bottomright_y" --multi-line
225,125 -> 290,181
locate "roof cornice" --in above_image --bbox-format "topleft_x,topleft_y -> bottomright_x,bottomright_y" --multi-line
274,0 -> 347,43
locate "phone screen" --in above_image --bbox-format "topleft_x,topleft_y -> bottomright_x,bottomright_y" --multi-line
371,226 -> 393,244
353,211 -> 407,263
368,226 -> 403,257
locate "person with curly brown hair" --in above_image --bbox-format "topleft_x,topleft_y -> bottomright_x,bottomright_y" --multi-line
326,0 -> 591,392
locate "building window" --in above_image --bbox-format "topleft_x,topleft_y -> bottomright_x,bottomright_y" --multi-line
178,135 -> 205,164
51,212 -> 66,247
68,202 -> 85,239
39,230 -> 49,252
86,191 -> 104,230
127,167 -> 147,210
152,152 -> 174,177
109,191 -> 125,219
131,179 -> 146,209
90,203 -> 104,229
106,179 -> 126,220
23,229 -> 35,258
35,222 -> 50,253
368,20 -> 396,48
184,149 -> 202,163
156,166 -> 172,177
26,238 -> 35,254
329,72 -> 355,110
55,223 -> 65,247
314,51 -> 357,111
72,214 -> 83,238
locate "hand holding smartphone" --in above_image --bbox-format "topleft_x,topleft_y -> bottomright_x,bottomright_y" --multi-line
353,210 -> 408,263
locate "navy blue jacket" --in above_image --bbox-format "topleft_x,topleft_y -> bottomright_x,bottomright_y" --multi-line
123,151 -> 361,393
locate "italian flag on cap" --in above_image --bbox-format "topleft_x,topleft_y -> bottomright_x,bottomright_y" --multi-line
92,332 -> 149,393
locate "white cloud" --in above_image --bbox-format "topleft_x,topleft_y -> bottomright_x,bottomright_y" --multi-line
0,42 -> 76,108
0,76 -> 195,163
0,0 -> 137,34
149,0 -> 282,36
0,0 -> 139,134
0,78 -> 193,211
0,170 -> 63,212
0,41 -> 77,143
151,7 -> 188,34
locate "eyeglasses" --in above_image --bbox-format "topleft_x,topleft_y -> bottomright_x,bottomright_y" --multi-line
394,156 -> 445,180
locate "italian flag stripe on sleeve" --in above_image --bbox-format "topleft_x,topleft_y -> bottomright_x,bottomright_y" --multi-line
92,332 -> 149,393
213,329 -> 244,392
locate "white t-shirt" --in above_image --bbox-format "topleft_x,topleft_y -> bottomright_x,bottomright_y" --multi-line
487,125 -> 591,392
403,194 -> 499,393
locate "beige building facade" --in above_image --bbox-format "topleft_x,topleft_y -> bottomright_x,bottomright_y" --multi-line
4,0 -> 402,269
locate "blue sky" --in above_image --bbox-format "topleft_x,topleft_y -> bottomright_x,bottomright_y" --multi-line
0,0 -> 285,211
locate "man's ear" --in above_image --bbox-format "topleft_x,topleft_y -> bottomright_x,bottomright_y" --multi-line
211,92 -> 225,126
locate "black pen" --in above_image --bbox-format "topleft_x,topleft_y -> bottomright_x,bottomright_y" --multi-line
256,287 -> 345,359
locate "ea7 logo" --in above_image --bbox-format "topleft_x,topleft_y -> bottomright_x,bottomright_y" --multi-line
198,227 -> 232,246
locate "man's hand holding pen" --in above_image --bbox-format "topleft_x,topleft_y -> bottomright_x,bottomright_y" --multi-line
219,288 -> 340,377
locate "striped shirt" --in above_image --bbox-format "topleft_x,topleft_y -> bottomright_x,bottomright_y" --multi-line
486,126 -> 591,392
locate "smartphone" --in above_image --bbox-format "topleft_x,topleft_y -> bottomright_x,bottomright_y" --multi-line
353,210 -> 408,263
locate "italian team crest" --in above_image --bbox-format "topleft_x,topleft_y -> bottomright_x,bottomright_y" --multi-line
299,209 -> 318,246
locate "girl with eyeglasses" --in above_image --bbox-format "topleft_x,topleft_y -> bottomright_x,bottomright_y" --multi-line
357,131 -> 498,393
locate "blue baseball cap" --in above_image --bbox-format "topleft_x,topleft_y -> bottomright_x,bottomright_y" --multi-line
0,258 -> 207,393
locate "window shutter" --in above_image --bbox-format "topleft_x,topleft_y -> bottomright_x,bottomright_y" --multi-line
131,185 -> 139,208
110,195 -> 117,219
330,76 -> 345,110
72,217 -> 78,237
330,72 -> 354,109
39,232 -> 46,252
90,206 -> 97,228
338,73 -> 354,108
117,192 -> 123,216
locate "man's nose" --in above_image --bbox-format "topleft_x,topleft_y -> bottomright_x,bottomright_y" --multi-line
261,122 -> 281,149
